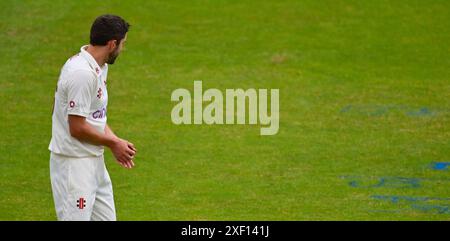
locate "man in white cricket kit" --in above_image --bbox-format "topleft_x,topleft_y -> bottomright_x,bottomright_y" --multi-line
49,14 -> 136,221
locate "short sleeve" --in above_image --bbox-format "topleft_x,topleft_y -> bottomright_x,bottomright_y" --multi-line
66,70 -> 96,117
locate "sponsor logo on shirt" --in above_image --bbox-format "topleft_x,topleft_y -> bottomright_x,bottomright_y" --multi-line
76,197 -> 86,209
97,88 -> 102,99
92,107 -> 106,119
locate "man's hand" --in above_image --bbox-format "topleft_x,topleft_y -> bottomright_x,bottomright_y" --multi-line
68,115 -> 137,169
109,138 -> 136,169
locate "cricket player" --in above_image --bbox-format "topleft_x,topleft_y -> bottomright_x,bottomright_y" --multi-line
49,14 -> 136,221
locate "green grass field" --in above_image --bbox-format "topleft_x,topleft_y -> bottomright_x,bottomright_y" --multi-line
0,0 -> 449,220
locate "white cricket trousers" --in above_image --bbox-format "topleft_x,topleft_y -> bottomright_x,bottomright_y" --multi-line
50,152 -> 116,221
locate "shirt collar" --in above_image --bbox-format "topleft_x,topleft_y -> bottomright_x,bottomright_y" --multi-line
80,45 -> 105,76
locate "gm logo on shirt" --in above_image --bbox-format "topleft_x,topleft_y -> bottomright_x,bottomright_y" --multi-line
171,81 -> 279,136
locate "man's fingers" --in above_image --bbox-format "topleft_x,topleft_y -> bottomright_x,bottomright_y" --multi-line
116,159 -> 127,168
118,154 -> 135,168
128,144 -> 137,152
119,158 -> 128,167
122,155 -> 133,163
117,154 -> 131,164
124,157 -> 134,167
126,160 -> 134,168
126,149 -> 136,158
114,144 -> 136,168
118,159 -> 132,169
127,142 -> 137,151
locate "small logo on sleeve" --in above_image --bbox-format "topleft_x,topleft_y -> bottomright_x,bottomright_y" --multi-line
97,88 -> 102,99
76,197 -> 86,209
92,107 -> 106,119
69,100 -> 75,108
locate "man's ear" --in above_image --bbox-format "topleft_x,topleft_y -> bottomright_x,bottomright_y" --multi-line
107,39 -> 117,50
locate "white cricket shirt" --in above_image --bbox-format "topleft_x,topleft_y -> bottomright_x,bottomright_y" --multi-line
49,45 -> 109,157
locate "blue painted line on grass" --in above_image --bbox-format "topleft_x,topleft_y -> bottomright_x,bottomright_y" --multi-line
406,107 -> 433,117
431,162 -> 450,171
339,104 -> 442,117
371,195 -> 450,203
340,105 -> 352,113
371,195 -> 450,215
367,209 -> 404,213
344,176 -> 421,188
411,204 -> 450,214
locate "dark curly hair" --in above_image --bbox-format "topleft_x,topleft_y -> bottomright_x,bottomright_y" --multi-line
90,14 -> 130,46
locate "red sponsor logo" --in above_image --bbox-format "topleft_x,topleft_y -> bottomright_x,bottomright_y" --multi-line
76,197 -> 86,209
97,88 -> 102,99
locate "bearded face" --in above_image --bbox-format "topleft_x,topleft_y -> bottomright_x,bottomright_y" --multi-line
106,44 -> 120,64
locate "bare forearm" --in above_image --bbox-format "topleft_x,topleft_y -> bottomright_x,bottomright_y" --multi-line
70,121 -> 118,148
68,115 -> 136,168
105,124 -> 117,138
